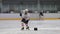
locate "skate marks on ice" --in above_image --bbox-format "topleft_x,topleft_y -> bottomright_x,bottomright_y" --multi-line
29,20 -> 60,28
0,20 -> 60,34
0,20 -> 60,29
0,28 -> 60,34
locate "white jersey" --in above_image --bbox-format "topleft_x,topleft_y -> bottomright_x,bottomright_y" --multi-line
22,13 -> 30,20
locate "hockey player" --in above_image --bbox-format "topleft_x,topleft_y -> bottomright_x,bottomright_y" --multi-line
39,11 -> 44,20
20,9 -> 30,30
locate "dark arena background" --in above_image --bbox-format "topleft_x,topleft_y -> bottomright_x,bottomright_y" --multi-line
0,0 -> 60,34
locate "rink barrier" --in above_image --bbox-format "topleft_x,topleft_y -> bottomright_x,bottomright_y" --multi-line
0,18 -> 60,20
0,13 -> 60,20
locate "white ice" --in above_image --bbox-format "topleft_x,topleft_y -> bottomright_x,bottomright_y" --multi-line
0,20 -> 60,34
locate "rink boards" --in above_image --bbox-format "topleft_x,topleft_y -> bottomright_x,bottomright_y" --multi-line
0,13 -> 60,20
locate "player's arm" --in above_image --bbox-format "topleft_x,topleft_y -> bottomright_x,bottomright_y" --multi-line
26,13 -> 30,20
20,12 -> 22,16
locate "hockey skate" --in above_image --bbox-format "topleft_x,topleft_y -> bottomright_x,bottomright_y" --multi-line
21,27 -> 24,30
26,26 -> 30,30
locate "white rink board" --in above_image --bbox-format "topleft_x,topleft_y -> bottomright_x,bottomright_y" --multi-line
0,13 -> 60,18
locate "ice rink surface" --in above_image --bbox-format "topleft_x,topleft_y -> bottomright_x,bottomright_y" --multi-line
0,20 -> 60,34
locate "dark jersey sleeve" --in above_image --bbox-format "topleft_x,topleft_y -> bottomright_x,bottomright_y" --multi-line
20,12 -> 22,16
40,12 -> 43,16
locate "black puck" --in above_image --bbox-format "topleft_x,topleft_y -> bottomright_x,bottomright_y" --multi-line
34,27 -> 38,31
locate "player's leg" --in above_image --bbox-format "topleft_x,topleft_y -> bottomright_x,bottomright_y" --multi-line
39,15 -> 41,20
26,23 -> 29,30
25,20 -> 30,30
21,23 -> 24,30
39,15 -> 44,20
40,16 -> 44,20
21,18 -> 25,30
